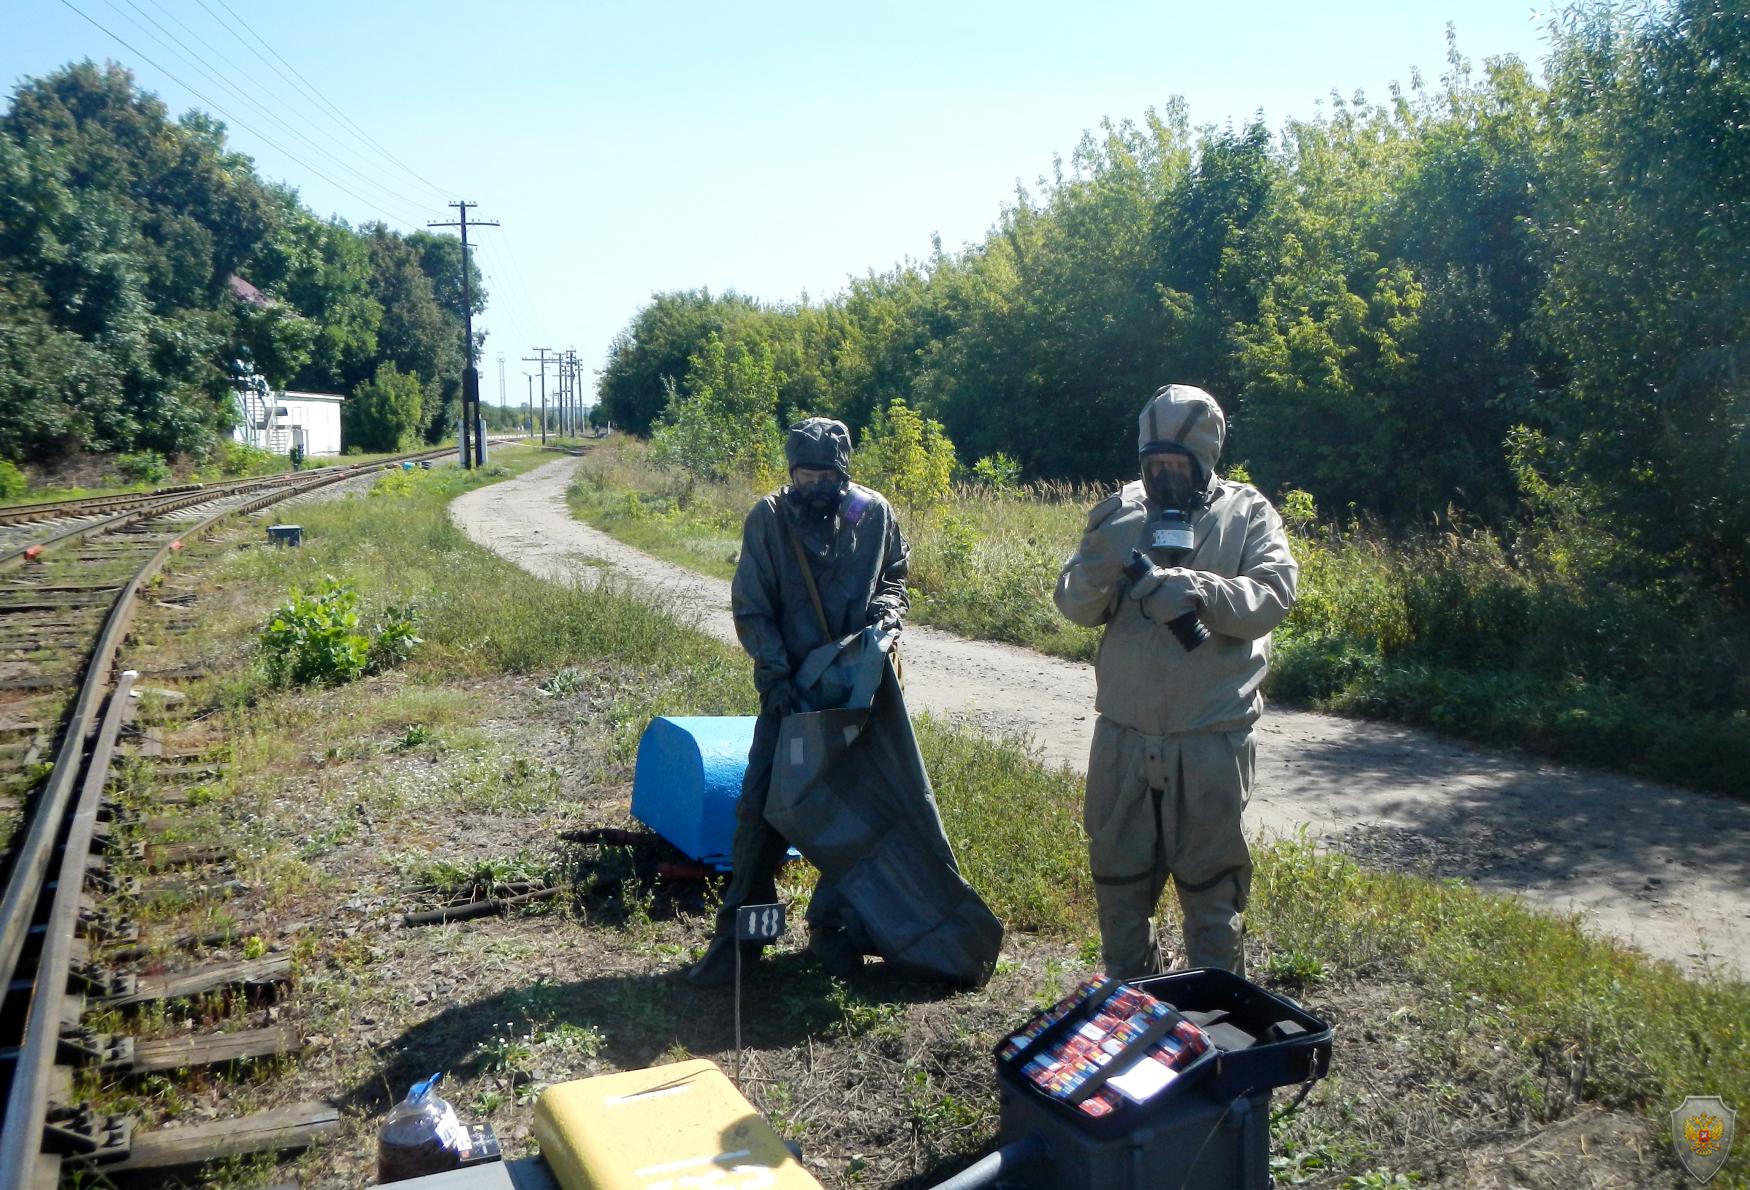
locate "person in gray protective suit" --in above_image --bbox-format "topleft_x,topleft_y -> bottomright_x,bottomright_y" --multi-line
687,416 -> 910,986
1054,384 -> 1298,978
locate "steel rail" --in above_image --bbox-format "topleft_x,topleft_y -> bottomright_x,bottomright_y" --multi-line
0,450 -> 452,576
0,447 -> 459,528
0,670 -> 134,1187
0,446 -> 454,1186
0,486 -> 205,527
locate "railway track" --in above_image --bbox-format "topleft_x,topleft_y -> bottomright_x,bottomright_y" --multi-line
0,448 -> 454,1187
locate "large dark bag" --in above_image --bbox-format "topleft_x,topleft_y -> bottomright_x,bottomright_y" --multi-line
763,627 -> 1004,986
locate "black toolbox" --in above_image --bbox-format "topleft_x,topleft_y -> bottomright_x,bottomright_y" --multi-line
993,968 -> 1332,1190
1131,967 -> 1332,1100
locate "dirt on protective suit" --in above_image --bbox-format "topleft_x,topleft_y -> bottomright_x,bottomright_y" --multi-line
452,455 -> 1750,980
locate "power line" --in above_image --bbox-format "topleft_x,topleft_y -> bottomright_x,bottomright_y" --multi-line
131,0 -> 443,212
476,235 -> 546,347
494,229 -> 552,344
198,0 -> 454,202
473,241 -> 538,352
99,0 -> 435,217
58,0 -> 427,228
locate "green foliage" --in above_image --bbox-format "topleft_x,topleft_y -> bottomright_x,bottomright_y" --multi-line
0,459 -> 26,500
260,577 -> 421,688
1271,504 -> 1749,793
1341,1173 -> 1420,1189
649,333 -> 783,484
970,453 -> 1021,491
345,362 -> 425,452
1537,0 -> 1750,608
116,452 -> 170,486
261,577 -> 368,687
408,850 -> 552,900
366,603 -> 423,673
369,467 -> 427,498
856,397 -> 956,514
206,439 -> 283,479
0,63 -> 481,467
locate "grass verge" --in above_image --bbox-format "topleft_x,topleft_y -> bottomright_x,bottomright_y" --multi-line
141,442 -> 1748,1188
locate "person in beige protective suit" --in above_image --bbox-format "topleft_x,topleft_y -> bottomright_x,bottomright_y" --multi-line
1054,384 -> 1298,977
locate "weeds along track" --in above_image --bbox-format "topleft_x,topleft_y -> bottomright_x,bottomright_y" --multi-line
0,449 -> 450,1187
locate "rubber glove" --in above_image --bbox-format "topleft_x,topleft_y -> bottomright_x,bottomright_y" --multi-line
1128,565 -> 1201,623
762,678 -> 798,718
869,606 -> 903,640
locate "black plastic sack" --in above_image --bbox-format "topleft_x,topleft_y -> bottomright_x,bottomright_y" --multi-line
764,627 -> 1004,987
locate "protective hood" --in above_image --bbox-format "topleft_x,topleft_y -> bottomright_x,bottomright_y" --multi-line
1137,384 -> 1225,486
785,417 -> 852,477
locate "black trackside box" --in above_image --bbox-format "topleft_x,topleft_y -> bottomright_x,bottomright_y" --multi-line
993,968 -> 1332,1190
1132,967 -> 1332,1099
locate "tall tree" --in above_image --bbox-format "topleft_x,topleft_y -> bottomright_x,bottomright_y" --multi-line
1538,0 -> 1750,604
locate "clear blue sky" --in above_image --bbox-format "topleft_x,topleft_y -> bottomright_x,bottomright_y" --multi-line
9,0 -> 1558,406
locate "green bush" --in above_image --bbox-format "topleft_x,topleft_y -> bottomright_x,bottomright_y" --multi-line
116,451 -> 170,486
0,459 -> 26,500
210,439 -> 281,478
261,578 -> 368,687
367,602 -> 423,672
260,577 -> 421,687
970,453 -> 1022,491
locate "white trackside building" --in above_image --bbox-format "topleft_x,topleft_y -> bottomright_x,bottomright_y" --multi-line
233,385 -> 345,456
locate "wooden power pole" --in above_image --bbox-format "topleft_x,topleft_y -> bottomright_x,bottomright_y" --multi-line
427,201 -> 498,467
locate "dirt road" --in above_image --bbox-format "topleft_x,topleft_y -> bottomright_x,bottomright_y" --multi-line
454,456 -> 1750,978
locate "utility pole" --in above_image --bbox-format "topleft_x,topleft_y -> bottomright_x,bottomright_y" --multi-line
563,350 -> 575,439
496,352 -> 507,435
524,372 -> 535,440
568,348 -> 579,437
555,351 -> 567,439
523,348 -> 554,445
567,351 -> 577,439
427,201 -> 499,467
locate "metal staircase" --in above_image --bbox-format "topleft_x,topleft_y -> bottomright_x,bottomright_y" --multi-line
231,372 -> 291,452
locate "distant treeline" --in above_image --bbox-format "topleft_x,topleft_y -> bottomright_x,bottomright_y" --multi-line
0,61 -> 483,461
598,0 -> 1746,620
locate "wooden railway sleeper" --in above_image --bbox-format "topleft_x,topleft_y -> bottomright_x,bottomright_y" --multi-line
97,841 -> 146,866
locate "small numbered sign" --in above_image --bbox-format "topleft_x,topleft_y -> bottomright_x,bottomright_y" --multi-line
734,902 -> 786,943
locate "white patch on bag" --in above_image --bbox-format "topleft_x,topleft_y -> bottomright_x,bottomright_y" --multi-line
842,725 -> 860,746
790,737 -> 804,766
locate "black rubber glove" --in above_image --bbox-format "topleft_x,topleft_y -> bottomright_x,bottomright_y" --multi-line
762,679 -> 798,718
869,607 -> 903,640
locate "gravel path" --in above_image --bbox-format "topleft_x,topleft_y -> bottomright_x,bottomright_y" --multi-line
453,456 -> 1750,978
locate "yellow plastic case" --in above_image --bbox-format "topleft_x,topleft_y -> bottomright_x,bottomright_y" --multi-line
532,1059 -> 822,1190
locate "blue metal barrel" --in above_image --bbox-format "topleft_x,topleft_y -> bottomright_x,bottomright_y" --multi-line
631,716 -> 758,867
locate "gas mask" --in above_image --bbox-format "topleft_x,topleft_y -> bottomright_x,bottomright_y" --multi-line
785,477 -> 845,520
1126,453 -> 1211,652
1142,446 -> 1205,511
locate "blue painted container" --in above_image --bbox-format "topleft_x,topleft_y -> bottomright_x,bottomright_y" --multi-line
631,716 -> 758,867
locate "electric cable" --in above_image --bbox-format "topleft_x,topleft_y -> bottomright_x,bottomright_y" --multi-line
473,240 -> 538,357
479,232 -> 551,345
58,0 -> 428,228
196,0 -> 455,201
99,0 -> 435,217
131,0 -> 445,211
